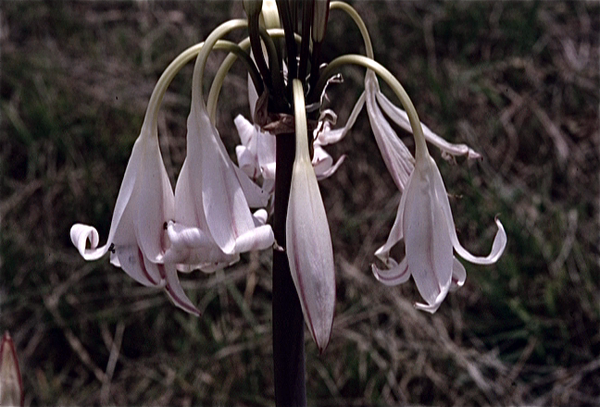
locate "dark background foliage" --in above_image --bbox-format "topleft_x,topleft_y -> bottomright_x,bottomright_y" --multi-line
1,1 -> 598,405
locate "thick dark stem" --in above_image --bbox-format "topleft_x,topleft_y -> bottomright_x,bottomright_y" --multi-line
298,0 -> 314,81
272,132 -> 306,407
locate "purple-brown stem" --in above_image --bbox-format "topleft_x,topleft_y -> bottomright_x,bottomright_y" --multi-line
272,131 -> 306,406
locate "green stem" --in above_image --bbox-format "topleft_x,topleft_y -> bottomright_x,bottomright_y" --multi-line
330,1 -> 374,59
144,39 -> 261,131
193,19 -> 249,105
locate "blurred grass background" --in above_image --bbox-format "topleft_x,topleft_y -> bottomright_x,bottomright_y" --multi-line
1,1 -> 599,405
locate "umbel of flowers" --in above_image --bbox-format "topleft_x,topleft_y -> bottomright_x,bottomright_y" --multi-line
70,0 -> 506,404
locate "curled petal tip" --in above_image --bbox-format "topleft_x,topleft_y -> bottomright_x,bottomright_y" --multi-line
371,258 -> 410,286
450,257 -> 467,292
70,223 -> 109,261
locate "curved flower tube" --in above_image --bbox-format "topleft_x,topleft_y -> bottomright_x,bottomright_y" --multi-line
286,79 -> 336,352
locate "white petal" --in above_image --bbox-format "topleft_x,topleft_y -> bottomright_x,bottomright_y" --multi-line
403,157 -> 453,309
316,92 -> 365,146
102,131 -> 146,245
430,164 -> 507,265
256,128 -> 277,179
376,89 -> 482,160
186,101 -> 270,254
233,225 -> 275,252
372,256 -> 410,286
365,71 -> 415,192
414,290 -> 447,313
163,221 -> 240,272
233,164 -> 270,208
171,160 -> 241,271
134,132 -> 174,263
315,154 -> 346,181
166,221 -> 212,250
252,209 -> 268,226
113,244 -> 161,287
235,145 -> 259,179
234,114 -> 255,147
70,128 -> 148,262
70,224 -> 108,261
162,263 -> 201,316
312,145 -> 346,180
374,192 -> 407,264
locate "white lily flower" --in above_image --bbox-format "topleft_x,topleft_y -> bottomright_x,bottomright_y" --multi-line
286,80 -> 336,352
69,107 -> 201,315
372,149 -> 507,313
69,44 -> 212,315
167,54 -> 274,262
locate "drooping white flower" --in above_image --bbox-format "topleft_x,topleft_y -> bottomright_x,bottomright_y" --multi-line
286,79 -> 336,352
69,45 -> 205,315
70,117 -> 202,315
372,147 -> 506,313
165,53 -> 274,265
